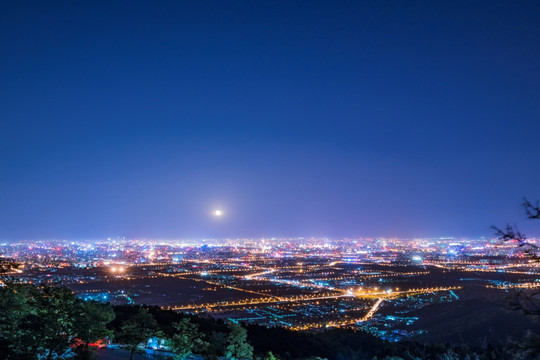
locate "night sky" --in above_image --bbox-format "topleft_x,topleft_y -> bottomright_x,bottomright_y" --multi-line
1,1 -> 540,240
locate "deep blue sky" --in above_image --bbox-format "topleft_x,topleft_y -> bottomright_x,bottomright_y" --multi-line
1,1 -> 540,240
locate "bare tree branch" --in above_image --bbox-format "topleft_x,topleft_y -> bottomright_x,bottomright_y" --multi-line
492,224 -> 527,243
493,198 -> 540,318
491,223 -> 540,261
523,198 -> 540,220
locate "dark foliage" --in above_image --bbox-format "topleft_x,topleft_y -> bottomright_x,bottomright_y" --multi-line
245,325 -> 382,360
109,305 -> 537,360
0,283 -> 113,360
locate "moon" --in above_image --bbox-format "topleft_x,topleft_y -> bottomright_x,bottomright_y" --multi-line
214,210 -> 223,216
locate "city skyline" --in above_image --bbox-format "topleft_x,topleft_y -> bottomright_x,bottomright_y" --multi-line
2,1 -> 540,240
3,234 -> 537,342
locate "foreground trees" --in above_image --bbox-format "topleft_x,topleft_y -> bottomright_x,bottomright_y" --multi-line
0,282 -> 40,359
0,284 -> 258,360
169,318 -> 209,359
226,324 -> 254,360
115,307 -> 159,360
0,283 -> 114,360
0,284 -> 163,360
73,301 -> 115,359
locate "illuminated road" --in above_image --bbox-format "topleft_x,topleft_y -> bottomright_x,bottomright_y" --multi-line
354,286 -> 462,299
359,298 -> 383,322
170,286 -> 462,313
170,293 -> 351,311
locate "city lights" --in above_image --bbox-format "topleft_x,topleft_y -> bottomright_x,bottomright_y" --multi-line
2,236 -> 538,338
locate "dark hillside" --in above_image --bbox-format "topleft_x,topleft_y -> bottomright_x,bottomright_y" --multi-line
408,298 -> 540,346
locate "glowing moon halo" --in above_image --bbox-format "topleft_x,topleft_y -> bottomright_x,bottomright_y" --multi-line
214,210 -> 223,216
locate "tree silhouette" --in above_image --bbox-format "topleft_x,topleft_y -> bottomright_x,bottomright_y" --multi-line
263,351 -> 278,360
207,330 -> 228,357
72,300 -> 115,359
493,197 -> 540,315
36,287 -> 81,360
226,324 -> 253,360
169,317 -> 208,359
116,307 -> 158,360
0,283 -> 116,360
0,283 -> 40,359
